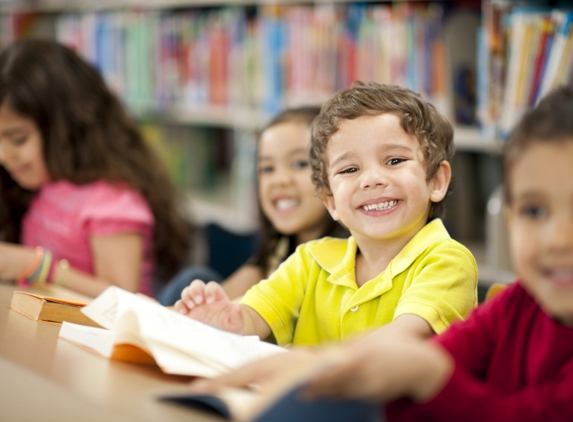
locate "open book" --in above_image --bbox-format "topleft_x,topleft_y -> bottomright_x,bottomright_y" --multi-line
10,291 -> 101,328
58,286 -> 286,378
160,356 -> 383,422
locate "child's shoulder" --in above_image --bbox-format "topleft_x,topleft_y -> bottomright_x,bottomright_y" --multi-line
406,219 -> 475,260
43,180 -> 151,221
43,179 -> 139,199
485,281 -> 537,314
302,235 -> 352,251
297,236 -> 355,270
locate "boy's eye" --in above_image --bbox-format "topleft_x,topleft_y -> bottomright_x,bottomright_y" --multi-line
338,167 -> 358,174
386,158 -> 406,166
520,205 -> 547,219
293,160 -> 309,170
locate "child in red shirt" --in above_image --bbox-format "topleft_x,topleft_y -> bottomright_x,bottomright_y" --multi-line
189,86 -> 573,422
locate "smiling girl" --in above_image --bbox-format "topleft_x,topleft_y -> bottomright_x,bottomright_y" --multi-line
240,107 -> 349,295
0,39 -> 192,297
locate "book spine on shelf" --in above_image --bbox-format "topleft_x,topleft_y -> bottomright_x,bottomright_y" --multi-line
475,3 -> 573,138
50,3 -> 450,120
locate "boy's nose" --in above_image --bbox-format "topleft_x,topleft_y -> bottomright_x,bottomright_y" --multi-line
545,215 -> 573,252
359,168 -> 387,190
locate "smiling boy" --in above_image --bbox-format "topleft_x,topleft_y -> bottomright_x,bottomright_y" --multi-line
175,82 -> 477,345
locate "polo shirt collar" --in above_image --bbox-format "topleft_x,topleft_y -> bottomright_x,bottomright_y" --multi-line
309,218 -> 450,287
390,218 -> 450,277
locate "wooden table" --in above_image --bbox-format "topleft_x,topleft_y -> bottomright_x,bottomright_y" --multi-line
0,282 -> 224,422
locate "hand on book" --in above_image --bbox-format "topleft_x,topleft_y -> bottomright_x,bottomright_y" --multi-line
189,330 -> 454,404
174,279 -> 244,334
188,348 -> 320,395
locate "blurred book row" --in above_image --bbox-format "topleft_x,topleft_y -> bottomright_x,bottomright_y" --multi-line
139,122 -> 257,222
478,2 -> 573,139
0,2 -> 449,117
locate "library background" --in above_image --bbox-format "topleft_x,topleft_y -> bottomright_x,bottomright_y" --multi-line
1,0 -> 571,300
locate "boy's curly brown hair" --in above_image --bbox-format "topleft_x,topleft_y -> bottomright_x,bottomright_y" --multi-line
310,81 -> 454,221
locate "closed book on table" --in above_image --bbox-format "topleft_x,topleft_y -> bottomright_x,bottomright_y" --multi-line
10,291 -> 101,328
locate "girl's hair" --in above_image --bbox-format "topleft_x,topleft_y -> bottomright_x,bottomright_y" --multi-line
0,38 -> 193,283
503,86 -> 573,204
251,106 -> 348,275
310,81 -> 454,221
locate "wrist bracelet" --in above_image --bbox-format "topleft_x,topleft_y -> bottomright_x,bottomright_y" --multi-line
27,252 -> 47,282
36,250 -> 53,287
16,246 -> 44,287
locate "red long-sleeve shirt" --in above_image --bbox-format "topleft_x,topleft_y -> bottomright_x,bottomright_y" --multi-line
388,281 -> 573,422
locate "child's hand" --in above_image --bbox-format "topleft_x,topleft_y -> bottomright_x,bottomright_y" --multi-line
303,339 -> 453,403
188,349 -> 320,394
174,279 -> 244,334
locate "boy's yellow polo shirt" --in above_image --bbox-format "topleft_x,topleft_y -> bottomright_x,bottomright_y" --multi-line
240,219 -> 477,347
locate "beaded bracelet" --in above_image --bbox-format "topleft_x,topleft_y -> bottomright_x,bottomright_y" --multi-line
16,246 -> 44,287
36,251 -> 53,287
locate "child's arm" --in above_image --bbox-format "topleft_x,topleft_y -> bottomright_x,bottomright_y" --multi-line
0,235 -> 143,298
188,336 -> 453,403
174,279 -> 271,338
366,314 -> 434,341
393,244 -> 478,336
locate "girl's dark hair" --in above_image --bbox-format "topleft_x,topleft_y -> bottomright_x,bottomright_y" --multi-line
503,86 -> 573,204
0,39 -> 193,284
251,106 -> 348,275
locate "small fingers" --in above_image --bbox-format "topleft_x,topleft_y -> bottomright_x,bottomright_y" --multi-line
174,299 -> 190,315
180,279 -> 208,309
204,281 -> 227,304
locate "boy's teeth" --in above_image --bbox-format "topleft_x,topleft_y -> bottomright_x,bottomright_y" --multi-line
363,200 -> 398,211
276,199 -> 299,210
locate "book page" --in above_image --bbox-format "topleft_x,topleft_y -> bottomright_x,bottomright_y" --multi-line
59,322 -> 114,358
82,287 -> 286,372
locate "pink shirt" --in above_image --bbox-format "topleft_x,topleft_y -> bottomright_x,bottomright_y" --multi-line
21,180 -> 155,296
388,282 -> 573,422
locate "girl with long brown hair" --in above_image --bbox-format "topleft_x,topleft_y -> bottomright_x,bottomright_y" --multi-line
0,39 -> 192,297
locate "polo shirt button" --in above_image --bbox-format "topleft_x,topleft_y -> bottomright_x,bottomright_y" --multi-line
350,306 -> 359,312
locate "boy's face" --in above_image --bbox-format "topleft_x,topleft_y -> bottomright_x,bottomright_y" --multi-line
321,113 -> 450,248
506,140 -> 573,326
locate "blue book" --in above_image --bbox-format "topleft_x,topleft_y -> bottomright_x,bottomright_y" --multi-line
160,382 -> 383,422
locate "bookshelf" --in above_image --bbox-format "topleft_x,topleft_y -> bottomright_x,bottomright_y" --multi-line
4,0 -> 570,288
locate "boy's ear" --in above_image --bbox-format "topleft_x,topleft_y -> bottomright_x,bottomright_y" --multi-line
429,161 -> 452,203
320,190 -> 340,221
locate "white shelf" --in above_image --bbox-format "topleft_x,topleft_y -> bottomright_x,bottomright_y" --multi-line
135,105 -> 270,131
454,126 -> 504,154
186,191 -> 258,234
134,106 -> 504,153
